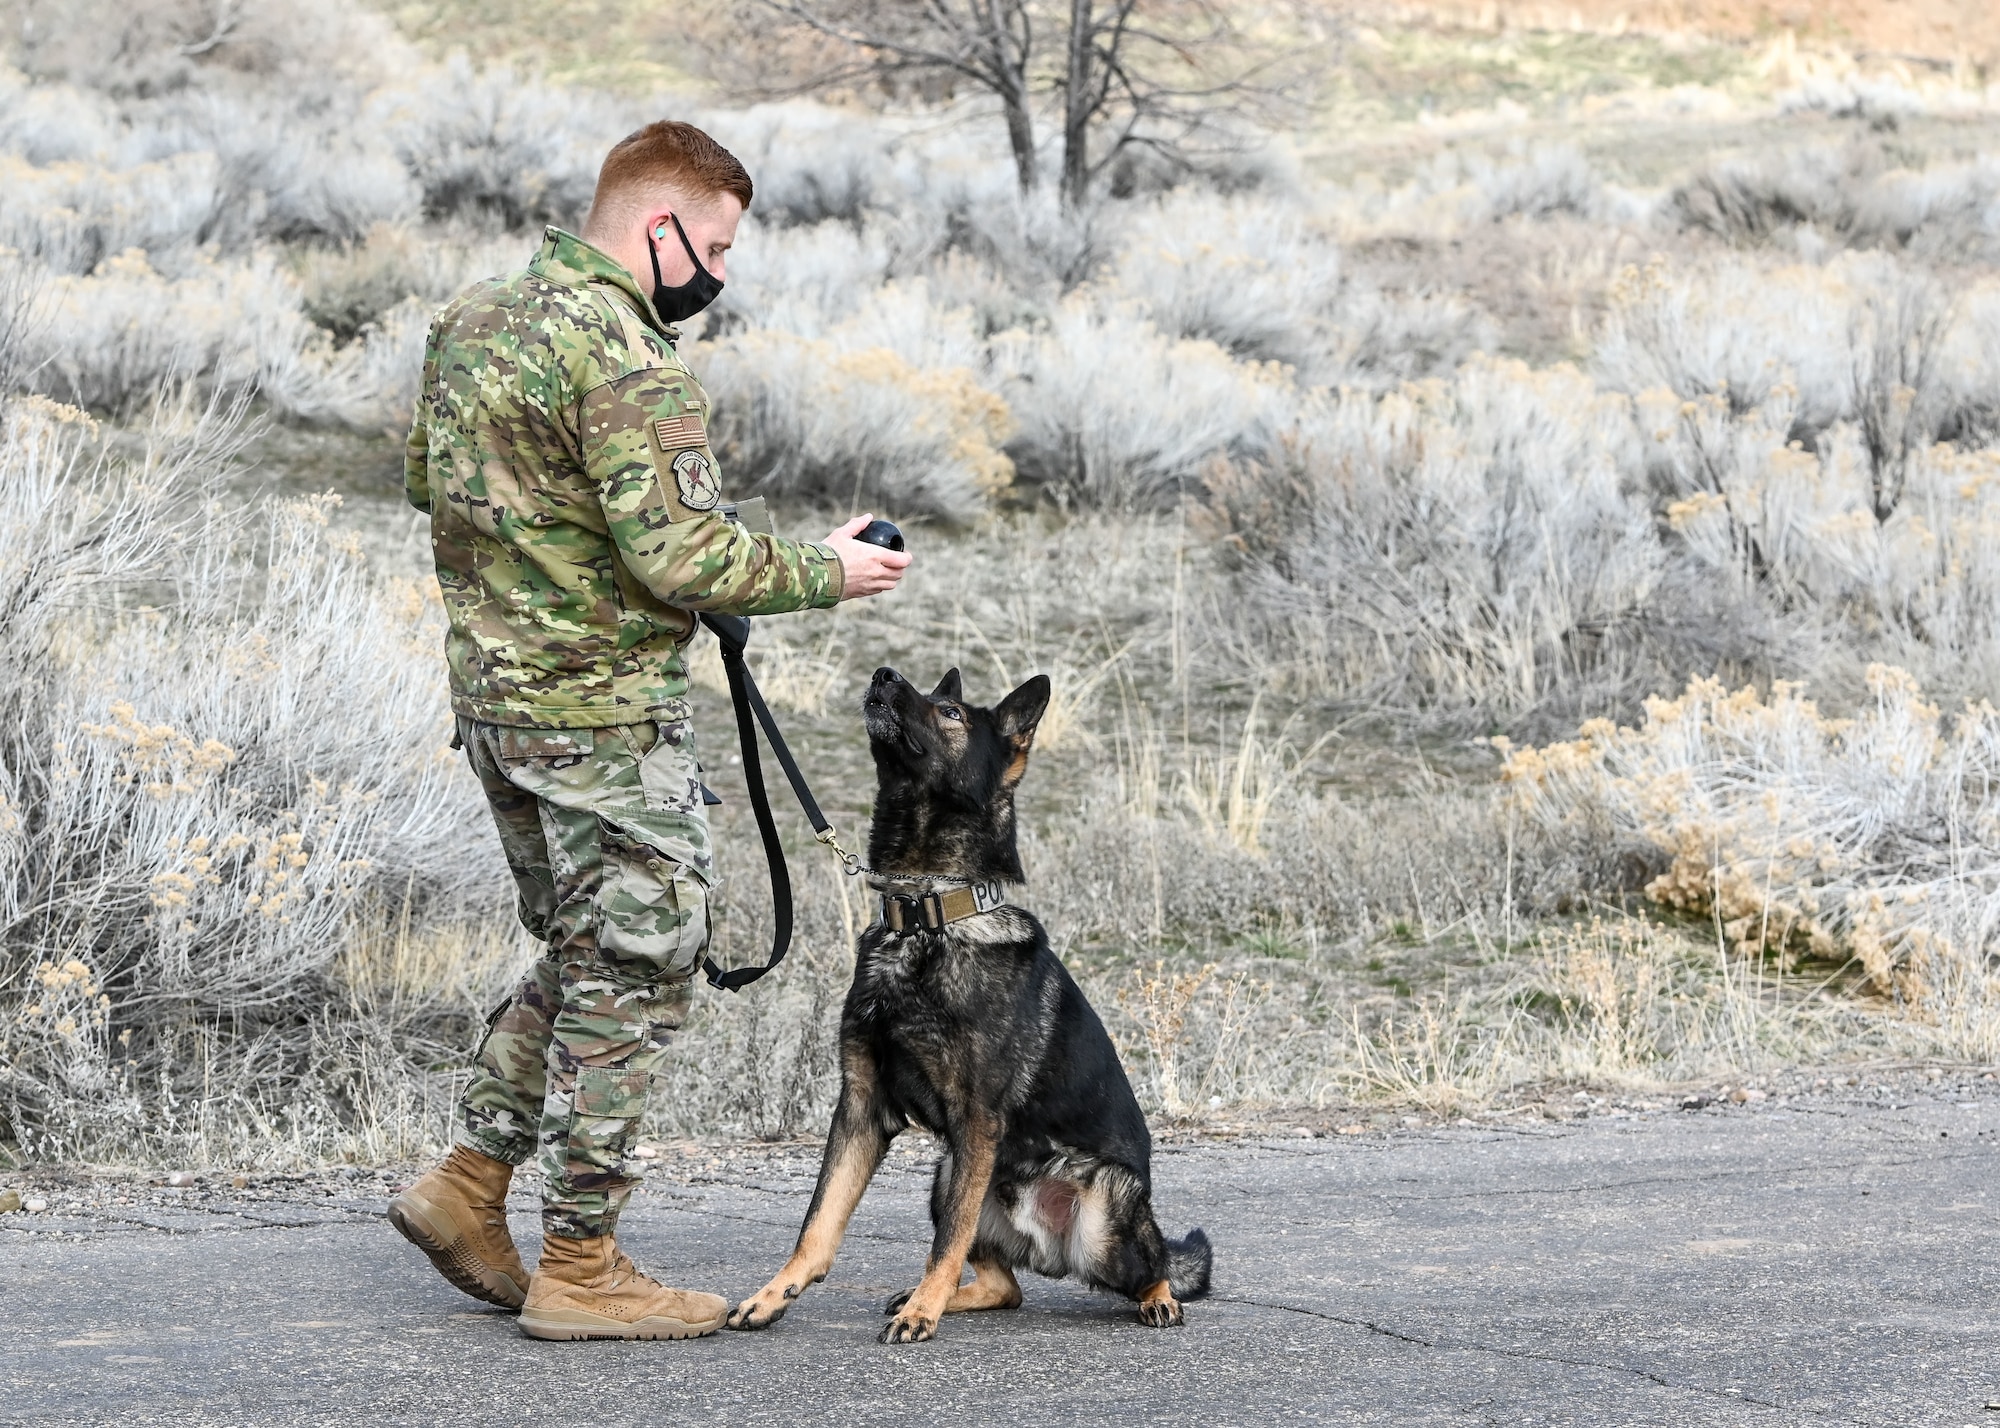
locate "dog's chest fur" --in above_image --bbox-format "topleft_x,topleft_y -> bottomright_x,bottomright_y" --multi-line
847,909 -> 1059,1129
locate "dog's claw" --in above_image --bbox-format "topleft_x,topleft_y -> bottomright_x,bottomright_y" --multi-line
884,1288 -> 914,1315
879,1310 -> 937,1343
726,1296 -> 788,1331
1138,1298 -> 1185,1327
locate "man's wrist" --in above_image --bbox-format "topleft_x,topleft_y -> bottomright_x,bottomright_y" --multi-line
808,541 -> 846,603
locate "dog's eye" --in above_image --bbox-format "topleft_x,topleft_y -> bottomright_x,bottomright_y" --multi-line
938,705 -> 962,721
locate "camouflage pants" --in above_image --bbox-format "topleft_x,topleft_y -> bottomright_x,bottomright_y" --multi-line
451,715 -> 713,1239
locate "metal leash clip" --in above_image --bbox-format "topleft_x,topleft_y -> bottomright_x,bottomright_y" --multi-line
816,825 -> 863,877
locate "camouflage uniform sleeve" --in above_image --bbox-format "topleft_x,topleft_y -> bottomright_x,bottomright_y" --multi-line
579,371 -> 845,615
403,320 -> 439,514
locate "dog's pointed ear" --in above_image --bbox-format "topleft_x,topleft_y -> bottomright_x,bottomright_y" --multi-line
931,668 -> 964,701
995,674 -> 1051,743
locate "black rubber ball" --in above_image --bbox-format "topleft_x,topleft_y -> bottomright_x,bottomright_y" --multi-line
856,519 -> 906,552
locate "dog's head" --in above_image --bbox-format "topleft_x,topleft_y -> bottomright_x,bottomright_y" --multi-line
862,666 -> 1050,881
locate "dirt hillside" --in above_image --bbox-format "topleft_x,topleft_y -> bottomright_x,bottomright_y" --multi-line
1381,1 -> 2000,66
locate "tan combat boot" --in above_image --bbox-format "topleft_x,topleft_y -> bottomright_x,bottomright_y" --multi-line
387,1146 -> 530,1309
518,1234 -> 728,1341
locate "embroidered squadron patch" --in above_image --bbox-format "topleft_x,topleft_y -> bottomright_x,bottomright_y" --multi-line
671,448 -> 721,511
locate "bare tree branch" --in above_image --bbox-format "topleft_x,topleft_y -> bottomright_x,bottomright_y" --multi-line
174,0 -> 242,57
740,0 -> 1322,208
757,0 -> 1041,188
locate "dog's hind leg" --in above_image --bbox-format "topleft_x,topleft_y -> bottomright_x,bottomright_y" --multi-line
1137,1278 -> 1184,1327
886,1257 -> 1022,1316
947,1259 -> 1022,1312
729,1046 -> 890,1331
1119,1207 -> 1184,1327
1079,1172 -> 1189,1328
881,1116 -> 999,1344
888,1181 -> 1034,1316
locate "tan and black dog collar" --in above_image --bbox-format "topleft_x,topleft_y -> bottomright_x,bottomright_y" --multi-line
871,878 -> 1010,934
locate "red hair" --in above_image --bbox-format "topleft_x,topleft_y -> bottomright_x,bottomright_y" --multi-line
588,121 -> 753,224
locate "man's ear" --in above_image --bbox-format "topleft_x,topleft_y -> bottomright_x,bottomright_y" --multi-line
931,668 -> 964,702
995,674 -> 1051,742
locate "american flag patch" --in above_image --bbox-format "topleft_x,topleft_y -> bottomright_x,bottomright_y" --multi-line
654,413 -> 707,449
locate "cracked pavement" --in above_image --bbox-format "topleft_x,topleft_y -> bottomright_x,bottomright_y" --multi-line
6,1081 -> 2000,1426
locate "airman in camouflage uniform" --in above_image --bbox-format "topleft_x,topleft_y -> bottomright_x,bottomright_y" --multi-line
388,121 -> 908,1340
404,220 -> 842,1240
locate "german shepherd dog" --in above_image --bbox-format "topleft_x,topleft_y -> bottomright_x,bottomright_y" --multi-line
726,666 -> 1212,1344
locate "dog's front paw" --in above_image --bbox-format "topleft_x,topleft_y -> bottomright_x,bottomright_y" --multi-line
883,1287 -> 914,1315
1137,1295 -> 1185,1328
879,1306 -> 939,1344
726,1281 -> 798,1331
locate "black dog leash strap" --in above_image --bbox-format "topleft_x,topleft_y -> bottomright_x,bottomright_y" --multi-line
696,613 -> 855,992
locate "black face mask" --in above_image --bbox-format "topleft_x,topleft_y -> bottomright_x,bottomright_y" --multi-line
648,213 -> 723,324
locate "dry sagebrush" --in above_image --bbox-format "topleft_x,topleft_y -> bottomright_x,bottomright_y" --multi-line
0,393 -> 522,1164
1200,254 -> 2000,731
1501,666 -> 2000,1060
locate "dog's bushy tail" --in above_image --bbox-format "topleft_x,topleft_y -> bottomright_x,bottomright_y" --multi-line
1167,1227 -> 1212,1300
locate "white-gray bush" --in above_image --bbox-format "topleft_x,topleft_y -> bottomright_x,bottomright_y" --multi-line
1208,278 -> 2000,728
1108,193 -> 1343,365
699,323 -> 1013,520
1669,142 -> 2000,263
0,391 -> 515,1163
1596,250 -> 2000,479
373,57 -> 631,230
1427,141 -> 1604,224
1206,358 -> 1665,721
0,151 -> 227,272
998,298 -> 1296,505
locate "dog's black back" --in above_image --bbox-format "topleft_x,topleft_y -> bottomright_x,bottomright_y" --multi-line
848,665 -> 1211,1312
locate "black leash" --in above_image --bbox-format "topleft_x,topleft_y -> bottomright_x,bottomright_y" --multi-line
694,518 -> 900,991
697,611 -> 859,992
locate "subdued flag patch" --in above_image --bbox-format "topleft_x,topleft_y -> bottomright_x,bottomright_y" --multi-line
655,413 -> 707,449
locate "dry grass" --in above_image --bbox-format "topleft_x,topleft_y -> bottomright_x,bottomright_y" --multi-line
0,391 -> 508,1167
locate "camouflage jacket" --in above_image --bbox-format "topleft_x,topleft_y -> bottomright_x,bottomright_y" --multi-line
404,227 -> 843,729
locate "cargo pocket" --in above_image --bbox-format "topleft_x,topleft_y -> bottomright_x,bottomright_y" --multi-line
596,822 -> 714,982
567,1065 -> 649,1182
573,1065 -> 649,1119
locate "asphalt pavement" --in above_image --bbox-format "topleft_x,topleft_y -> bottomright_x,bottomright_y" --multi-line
5,1078 -> 2000,1426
